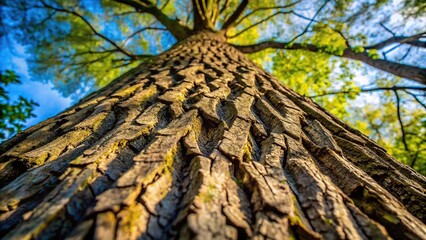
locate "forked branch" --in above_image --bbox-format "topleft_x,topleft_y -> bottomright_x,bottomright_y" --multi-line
287,0 -> 329,43
232,1 -> 301,27
114,0 -> 191,40
366,32 -> 426,50
221,0 -> 249,30
40,0 -> 136,59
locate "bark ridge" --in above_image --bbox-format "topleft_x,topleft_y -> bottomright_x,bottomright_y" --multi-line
0,32 -> 425,240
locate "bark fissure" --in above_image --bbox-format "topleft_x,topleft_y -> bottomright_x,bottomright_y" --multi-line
1,32 -> 425,240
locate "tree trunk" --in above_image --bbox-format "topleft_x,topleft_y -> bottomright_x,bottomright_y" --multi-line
0,32 -> 425,240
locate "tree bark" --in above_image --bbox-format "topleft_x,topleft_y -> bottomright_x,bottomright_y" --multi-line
0,32 -> 425,240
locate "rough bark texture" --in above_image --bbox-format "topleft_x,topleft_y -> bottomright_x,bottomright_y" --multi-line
0,32 -> 425,240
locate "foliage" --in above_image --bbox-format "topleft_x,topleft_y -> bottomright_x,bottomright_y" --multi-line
0,0 -> 425,174
403,0 -> 426,17
0,70 -> 38,141
348,91 -> 426,174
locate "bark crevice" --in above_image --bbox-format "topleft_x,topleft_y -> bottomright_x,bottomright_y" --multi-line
0,32 -> 425,240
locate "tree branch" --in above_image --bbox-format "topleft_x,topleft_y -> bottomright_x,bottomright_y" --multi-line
122,25 -> 167,46
287,0 -> 329,44
232,1 -> 301,27
112,10 -> 139,17
68,54 -> 115,67
233,41 -> 426,85
160,0 -> 171,10
394,90 -> 409,151
221,0 -> 248,30
404,90 -> 426,110
192,0 -> 205,30
58,49 -> 121,59
380,23 -> 396,37
192,0 -> 218,30
219,0 -> 230,15
40,0 -> 136,59
365,32 -> 426,50
114,0 -> 191,40
307,86 -> 426,98
410,141 -> 424,168
313,23 -> 350,47
227,11 -> 293,38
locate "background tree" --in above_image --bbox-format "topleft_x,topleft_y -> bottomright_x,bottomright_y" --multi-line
0,70 -> 38,141
0,0 -> 425,239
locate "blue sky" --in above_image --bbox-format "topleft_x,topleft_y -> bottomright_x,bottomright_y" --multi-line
1,41 -> 72,128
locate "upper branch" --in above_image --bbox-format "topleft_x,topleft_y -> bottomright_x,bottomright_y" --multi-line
114,0 -> 191,40
394,90 -> 409,151
288,0 -> 329,43
192,0 -> 219,31
233,41 -> 426,85
122,25 -> 167,46
404,90 -> 426,110
308,86 -> 426,98
380,23 -> 396,36
227,11 -> 293,38
366,32 -> 426,50
40,0 -> 136,59
221,0 -> 249,30
219,0 -> 230,15
232,1 -> 301,27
